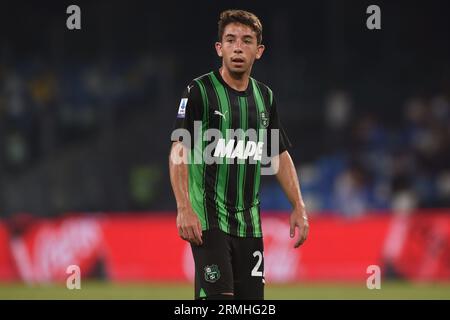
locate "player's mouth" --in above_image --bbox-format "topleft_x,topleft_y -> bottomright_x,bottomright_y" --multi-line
231,57 -> 245,66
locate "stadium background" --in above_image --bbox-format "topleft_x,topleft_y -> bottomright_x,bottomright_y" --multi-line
0,0 -> 449,299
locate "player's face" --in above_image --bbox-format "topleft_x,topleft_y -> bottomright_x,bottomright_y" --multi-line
215,22 -> 265,75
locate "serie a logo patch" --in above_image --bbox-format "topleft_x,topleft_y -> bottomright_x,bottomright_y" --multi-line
204,264 -> 221,283
177,98 -> 188,118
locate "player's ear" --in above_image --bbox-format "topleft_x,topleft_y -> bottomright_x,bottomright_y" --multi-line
215,42 -> 223,57
255,44 -> 265,60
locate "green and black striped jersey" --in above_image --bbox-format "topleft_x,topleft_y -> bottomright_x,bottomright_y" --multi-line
172,70 -> 291,238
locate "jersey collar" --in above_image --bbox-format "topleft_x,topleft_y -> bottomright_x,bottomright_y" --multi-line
213,70 -> 252,97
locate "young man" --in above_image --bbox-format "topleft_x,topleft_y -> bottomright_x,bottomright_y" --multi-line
169,9 -> 309,300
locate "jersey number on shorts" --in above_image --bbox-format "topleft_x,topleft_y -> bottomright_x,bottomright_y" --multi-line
251,250 -> 264,277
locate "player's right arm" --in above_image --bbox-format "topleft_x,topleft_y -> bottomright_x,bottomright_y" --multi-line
169,142 -> 203,246
168,82 -> 203,246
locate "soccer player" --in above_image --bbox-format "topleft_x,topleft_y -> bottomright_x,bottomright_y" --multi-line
169,9 -> 309,300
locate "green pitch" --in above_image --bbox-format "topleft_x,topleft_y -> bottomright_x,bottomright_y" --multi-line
0,281 -> 449,299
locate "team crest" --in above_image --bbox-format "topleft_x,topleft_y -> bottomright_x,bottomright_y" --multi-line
204,264 -> 221,283
260,112 -> 269,128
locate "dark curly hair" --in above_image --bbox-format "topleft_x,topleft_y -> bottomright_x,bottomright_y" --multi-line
218,9 -> 263,45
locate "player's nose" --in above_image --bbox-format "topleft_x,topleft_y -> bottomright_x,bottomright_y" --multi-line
233,40 -> 243,52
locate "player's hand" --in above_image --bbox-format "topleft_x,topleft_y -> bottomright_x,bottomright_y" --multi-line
176,206 -> 203,246
289,206 -> 309,248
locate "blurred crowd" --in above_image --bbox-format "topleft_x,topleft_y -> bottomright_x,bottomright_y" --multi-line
0,56 -> 173,217
261,91 -> 450,216
0,57 -> 161,172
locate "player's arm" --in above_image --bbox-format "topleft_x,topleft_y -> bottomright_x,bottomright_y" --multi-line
169,142 -> 202,246
168,82 -> 203,246
267,93 -> 309,248
274,151 -> 309,248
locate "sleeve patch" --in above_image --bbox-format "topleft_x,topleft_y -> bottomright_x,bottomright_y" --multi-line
177,98 -> 188,118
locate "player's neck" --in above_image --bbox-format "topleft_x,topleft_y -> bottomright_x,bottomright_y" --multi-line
219,67 -> 250,92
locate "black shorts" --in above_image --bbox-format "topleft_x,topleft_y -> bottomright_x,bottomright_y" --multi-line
190,228 -> 265,300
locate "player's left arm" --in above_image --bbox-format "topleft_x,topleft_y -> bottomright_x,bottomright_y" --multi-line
267,92 -> 309,248
274,151 -> 309,248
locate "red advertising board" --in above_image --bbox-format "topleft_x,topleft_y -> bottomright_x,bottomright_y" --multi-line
0,211 -> 449,283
